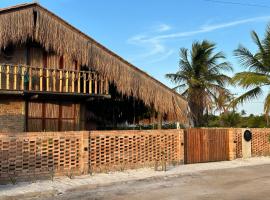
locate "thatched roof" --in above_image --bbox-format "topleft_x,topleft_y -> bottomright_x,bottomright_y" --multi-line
0,3 -> 189,123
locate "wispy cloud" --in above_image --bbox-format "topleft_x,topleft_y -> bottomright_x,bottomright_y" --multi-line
128,16 -> 270,63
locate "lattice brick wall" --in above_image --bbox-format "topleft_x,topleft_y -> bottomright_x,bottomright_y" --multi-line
0,132 -> 85,181
250,128 -> 270,156
89,130 -> 184,172
233,129 -> 242,158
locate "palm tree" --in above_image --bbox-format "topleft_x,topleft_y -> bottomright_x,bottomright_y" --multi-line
233,25 -> 270,124
166,40 -> 232,127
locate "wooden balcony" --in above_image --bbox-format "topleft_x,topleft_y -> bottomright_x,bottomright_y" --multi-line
0,64 -> 109,98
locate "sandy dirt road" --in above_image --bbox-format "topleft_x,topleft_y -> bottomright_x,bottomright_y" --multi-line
38,164 -> 270,200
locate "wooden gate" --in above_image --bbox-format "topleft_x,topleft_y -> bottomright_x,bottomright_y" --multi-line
184,128 -> 229,164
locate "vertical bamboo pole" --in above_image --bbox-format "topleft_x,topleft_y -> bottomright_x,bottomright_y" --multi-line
40,68 -> 43,91
14,65 -> 17,90
29,67 -> 32,91
65,71 -> 69,92
59,70 -> 63,92
53,70 -> 56,92
72,71 -> 75,93
21,66 -> 25,90
83,72 -> 86,94
77,72 -> 81,93
89,73 -> 92,94
46,69 -> 49,92
0,65 -> 2,90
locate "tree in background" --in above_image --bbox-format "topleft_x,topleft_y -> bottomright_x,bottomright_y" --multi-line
166,40 -> 232,126
233,25 -> 270,125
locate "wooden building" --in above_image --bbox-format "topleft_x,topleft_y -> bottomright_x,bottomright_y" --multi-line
0,3 -> 188,132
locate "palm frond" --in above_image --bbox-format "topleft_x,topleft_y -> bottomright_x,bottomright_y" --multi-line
232,72 -> 270,88
231,87 -> 263,107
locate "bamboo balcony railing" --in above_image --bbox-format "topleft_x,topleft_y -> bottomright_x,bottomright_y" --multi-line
0,64 -> 109,95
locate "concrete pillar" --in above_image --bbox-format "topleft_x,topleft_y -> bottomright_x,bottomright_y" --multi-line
242,129 -> 252,159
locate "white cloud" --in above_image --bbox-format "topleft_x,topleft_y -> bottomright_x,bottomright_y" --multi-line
128,16 -> 270,63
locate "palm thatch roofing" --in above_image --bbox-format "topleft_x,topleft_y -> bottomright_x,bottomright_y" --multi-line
0,3 -> 189,123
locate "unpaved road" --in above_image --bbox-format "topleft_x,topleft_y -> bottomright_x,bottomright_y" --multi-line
38,164 -> 270,200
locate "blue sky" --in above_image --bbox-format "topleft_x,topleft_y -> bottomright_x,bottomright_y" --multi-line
1,0 -> 270,115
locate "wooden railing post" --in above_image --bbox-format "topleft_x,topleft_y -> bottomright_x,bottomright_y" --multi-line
21,66 -> 25,90
14,65 -> 17,90
46,69 -> 50,92
89,73 -> 92,94
59,70 -> 63,92
39,68 -> 43,91
65,71 -> 69,92
0,65 -> 2,90
83,72 -> 86,94
6,65 -> 10,90
78,72 -> 81,93
52,70 -> 56,92
29,67 -> 32,91
71,71 -> 75,93
94,74 -> 98,94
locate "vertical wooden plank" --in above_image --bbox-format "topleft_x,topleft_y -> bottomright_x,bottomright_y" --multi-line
14,65 -> 17,90
105,78 -> 109,95
100,78 -> 104,94
6,65 -> 10,90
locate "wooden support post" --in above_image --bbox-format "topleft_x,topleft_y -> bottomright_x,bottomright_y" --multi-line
14,65 -> 17,90
39,68 -> 43,91
72,71 -> 75,93
6,65 -> 10,90
65,71 -> 69,92
59,70 -> 63,92
21,66 -> 25,90
83,72 -> 86,94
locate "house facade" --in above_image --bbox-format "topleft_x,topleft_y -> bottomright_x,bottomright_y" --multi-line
0,3 -> 189,132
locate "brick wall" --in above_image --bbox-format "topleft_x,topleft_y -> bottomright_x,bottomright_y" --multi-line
0,130 -> 184,183
0,99 -> 25,132
89,130 -> 184,172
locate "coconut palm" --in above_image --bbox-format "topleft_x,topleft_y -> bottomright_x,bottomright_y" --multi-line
233,25 -> 270,124
166,40 -> 232,127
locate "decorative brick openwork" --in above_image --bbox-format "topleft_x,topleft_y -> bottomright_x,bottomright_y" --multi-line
89,130 -> 183,172
251,129 -> 270,156
0,130 -> 184,182
234,129 -> 242,158
0,132 -> 85,182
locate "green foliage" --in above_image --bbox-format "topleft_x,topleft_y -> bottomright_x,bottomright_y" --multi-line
207,113 -> 269,128
166,40 -> 232,127
233,25 -> 270,121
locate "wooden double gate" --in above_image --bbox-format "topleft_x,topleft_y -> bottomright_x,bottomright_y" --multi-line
184,128 -> 229,164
